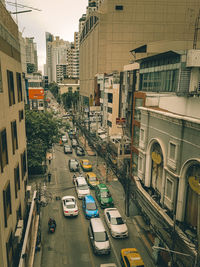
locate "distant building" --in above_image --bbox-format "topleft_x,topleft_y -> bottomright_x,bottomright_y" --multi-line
27,72 -> 44,111
25,37 -> 38,73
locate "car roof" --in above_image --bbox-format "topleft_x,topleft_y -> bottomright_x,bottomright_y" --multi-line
121,248 -> 144,265
85,195 -> 95,202
105,208 -> 121,218
98,183 -> 108,190
90,218 -> 105,231
76,177 -> 87,184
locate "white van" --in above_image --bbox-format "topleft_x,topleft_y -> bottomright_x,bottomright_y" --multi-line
88,218 -> 110,255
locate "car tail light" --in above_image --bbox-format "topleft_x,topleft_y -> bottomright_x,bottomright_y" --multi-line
65,211 -> 69,213
74,210 -> 78,212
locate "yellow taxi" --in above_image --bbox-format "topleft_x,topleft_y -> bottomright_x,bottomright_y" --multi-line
85,172 -> 99,188
121,248 -> 144,267
80,159 -> 92,172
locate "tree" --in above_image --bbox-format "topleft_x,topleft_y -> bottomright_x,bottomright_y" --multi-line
25,109 -> 61,174
49,82 -> 59,99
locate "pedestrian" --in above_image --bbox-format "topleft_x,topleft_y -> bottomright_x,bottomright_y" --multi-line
48,158 -> 51,165
48,172 -> 51,183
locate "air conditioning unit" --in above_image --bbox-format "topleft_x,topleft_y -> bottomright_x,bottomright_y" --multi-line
26,185 -> 31,200
17,219 -> 23,229
14,228 -> 23,244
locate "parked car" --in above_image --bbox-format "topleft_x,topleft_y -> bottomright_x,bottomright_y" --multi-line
71,138 -> 78,148
62,196 -> 78,217
85,172 -> 99,188
82,195 -> 99,219
75,176 -> 90,199
75,146 -> 85,156
95,184 -> 114,208
62,135 -> 68,143
64,144 -> 72,154
68,159 -> 79,172
120,248 -> 144,267
88,218 -> 110,255
104,208 -> 128,238
80,159 -> 92,172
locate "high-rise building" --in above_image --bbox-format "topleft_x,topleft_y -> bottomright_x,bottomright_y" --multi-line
79,0 -> 200,108
25,37 -> 38,73
45,33 -> 70,83
0,2 -> 28,266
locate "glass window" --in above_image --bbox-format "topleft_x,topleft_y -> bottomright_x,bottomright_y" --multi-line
133,125 -> 140,147
7,70 -> 15,106
0,129 -> 8,173
14,164 -> 20,199
134,98 -> 144,121
19,109 -> 24,122
169,142 -> 176,160
11,120 -> 18,154
3,182 -> 12,227
16,72 -> 22,102
21,150 -> 27,180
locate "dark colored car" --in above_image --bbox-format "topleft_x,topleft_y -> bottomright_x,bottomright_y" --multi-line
68,159 -> 79,172
64,144 -> 72,154
75,146 -> 85,156
95,183 -> 114,209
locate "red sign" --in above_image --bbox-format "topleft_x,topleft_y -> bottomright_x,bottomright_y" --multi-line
29,88 -> 44,100
116,117 -> 126,124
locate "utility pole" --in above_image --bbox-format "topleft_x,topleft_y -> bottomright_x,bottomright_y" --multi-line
106,126 -> 109,183
125,161 -> 130,217
96,113 -> 99,167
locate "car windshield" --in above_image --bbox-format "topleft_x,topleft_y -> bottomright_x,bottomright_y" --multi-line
66,204 -> 76,209
83,161 -> 90,166
94,232 -> 108,242
101,191 -> 110,198
78,184 -> 88,190
110,217 -> 124,225
86,202 -> 97,210
89,176 -> 97,181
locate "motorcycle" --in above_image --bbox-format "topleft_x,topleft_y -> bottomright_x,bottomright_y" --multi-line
48,218 -> 56,233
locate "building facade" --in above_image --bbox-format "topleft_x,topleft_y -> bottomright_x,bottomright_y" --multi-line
0,2 -> 28,266
130,49 -> 200,266
24,37 -> 38,74
79,0 -> 200,109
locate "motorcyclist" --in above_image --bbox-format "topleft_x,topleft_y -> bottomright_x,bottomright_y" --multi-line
48,217 -> 56,227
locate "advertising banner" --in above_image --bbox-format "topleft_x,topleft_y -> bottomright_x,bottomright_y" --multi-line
29,88 -> 44,100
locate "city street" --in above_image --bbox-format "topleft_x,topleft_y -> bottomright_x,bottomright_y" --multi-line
34,138 -> 155,267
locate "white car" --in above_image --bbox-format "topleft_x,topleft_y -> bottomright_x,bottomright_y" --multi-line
62,135 -> 68,143
62,196 -> 78,217
75,177 -> 90,199
104,208 -> 128,238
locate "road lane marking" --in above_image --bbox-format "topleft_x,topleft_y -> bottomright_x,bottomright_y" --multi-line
79,202 -> 96,267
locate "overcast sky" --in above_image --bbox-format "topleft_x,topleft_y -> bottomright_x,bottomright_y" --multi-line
6,0 -> 88,71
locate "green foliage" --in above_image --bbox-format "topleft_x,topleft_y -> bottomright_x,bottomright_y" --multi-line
25,109 -> 60,172
49,82 -> 59,99
61,90 -> 79,111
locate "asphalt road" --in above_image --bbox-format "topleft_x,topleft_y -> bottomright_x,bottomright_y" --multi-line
39,141 -> 155,267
